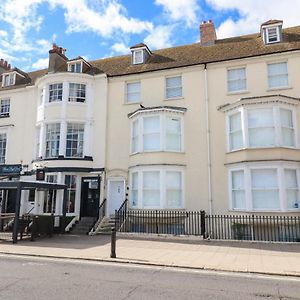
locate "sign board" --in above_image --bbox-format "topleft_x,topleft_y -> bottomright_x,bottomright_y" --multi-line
0,164 -> 22,175
36,169 -> 45,181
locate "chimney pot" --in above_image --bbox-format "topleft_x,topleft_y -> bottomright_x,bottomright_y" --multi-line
200,19 -> 217,46
7,64 -> 11,70
4,61 -> 7,67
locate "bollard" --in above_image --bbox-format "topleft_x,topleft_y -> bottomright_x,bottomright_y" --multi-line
110,227 -> 116,258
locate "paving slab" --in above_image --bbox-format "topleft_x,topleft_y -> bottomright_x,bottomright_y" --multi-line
0,234 -> 299,277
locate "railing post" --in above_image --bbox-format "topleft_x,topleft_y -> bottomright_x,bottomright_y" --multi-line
110,227 -> 116,258
200,210 -> 206,237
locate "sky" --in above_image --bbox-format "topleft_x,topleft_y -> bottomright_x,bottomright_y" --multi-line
0,0 -> 299,72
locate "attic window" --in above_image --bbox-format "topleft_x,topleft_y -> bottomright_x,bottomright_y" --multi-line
133,50 -> 143,64
68,62 -> 82,73
266,27 -> 280,43
2,73 -> 15,87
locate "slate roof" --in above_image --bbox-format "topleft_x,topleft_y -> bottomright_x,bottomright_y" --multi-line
2,25 -> 300,90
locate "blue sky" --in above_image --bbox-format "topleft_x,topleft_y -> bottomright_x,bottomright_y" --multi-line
0,0 -> 299,72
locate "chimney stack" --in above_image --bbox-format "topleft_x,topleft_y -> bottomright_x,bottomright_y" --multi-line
200,20 -> 217,46
0,59 -> 11,71
48,43 -> 67,73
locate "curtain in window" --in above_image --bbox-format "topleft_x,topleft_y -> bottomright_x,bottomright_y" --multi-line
248,109 -> 275,147
227,68 -> 246,92
229,112 -> 243,150
166,171 -> 182,208
280,109 -> 295,147
251,169 -> 279,209
166,76 -> 182,98
268,62 -> 288,88
143,116 -> 160,151
143,171 -> 160,207
127,82 -> 140,103
285,169 -> 299,209
166,117 -> 181,151
231,170 -> 245,209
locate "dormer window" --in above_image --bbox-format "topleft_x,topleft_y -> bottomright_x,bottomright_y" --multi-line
2,73 -> 15,87
130,43 -> 151,65
261,20 -> 283,45
68,62 -> 82,73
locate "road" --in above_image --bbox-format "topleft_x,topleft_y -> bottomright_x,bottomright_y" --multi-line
0,255 -> 299,300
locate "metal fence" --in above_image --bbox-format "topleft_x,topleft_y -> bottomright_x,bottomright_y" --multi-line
205,214 -> 300,242
115,209 -> 300,242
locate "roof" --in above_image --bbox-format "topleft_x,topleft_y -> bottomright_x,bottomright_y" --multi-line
261,20 -> 283,26
3,25 -> 300,90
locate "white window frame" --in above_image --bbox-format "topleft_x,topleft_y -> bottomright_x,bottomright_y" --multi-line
67,61 -> 83,73
65,123 -> 84,158
0,132 -> 7,164
267,61 -> 289,89
49,83 -> 63,102
129,166 -> 185,209
266,26 -> 280,44
125,81 -> 141,104
130,111 -> 184,154
68,83 -> 86,102
45,123 -> 60,158
228,162 -> 300,212
165,75 -> 183,99
2,73 -> 15,87
0,99 -> 10,117
133,50 -> 143,64
226,104 -> 297,152
227,67 -> 247,93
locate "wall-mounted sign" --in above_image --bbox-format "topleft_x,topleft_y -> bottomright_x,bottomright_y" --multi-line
36,169 -> 45,181
0,164 -> 22,175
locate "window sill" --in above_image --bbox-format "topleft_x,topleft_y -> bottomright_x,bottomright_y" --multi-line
124,101 -> 141,106
130,150 -> 185,156
164,96 -> 184,101
267,86 -> 292,92
226,146 -> 299,154
227,90 -> 249,96
32,156 -> 93,162
67,101 -> 86,105
0,114 -> 10,118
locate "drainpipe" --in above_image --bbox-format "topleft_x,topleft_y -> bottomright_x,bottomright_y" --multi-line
204,63 -> 213,215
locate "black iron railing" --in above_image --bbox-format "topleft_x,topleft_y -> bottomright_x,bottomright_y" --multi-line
115,209 -> 300,242
205,214 -> 300,242
90,199 -> 107,234
115,198 -> 128,231
116,210 -> 205,235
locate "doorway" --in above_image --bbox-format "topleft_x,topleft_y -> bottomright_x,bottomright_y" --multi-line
107,179 -> 125,216
80,177 -> 100,218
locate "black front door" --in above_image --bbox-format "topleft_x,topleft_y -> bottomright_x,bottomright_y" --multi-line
80,177 -> 100,218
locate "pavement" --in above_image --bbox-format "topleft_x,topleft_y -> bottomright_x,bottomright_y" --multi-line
0,233 -> 300,277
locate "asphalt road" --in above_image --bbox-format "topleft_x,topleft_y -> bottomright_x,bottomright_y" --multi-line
0,255 -> 299,300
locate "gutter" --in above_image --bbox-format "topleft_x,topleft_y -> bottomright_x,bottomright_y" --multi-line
204,63 -> 213,215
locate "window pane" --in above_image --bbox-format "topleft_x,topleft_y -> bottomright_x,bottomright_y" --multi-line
45,123 -> 60,158
143,171 -> 160,207
65,175 -> 76,213
227,68 -> 246,92
68,83 -> 86,102
166,76 -> 182,98
280,109 -> 295,147
49,83 -> 63,102
285,169 -> 299,209
131,120 -> 139,153
66,123 -> 84,157
232,170 -> 244,189
232,191 -> 246,209
229,113 -> 243,150
143,116 -> 160,151
231,170 -> 245,209
0,133 -> 7,163
131,172 -> 138,207
126,82 -> 140,103
166,171 -> 182,207
251,169 -> 279,209
166,117 -> 181,151
248,109 -> 273,127
268,62 -> 288,88
249,128 -> 275,147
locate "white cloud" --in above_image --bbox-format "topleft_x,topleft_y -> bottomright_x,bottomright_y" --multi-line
0,30 -> 7,37
155,0 -> 199,27
31,57 -> 48,69
207,0 -> 300,38
144,25 -> 173,49
111,42 -> 129,55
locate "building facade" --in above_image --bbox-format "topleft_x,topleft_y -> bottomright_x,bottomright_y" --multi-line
0,20 -> 299,227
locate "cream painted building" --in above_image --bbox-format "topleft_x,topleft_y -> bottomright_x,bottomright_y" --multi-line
0,20 -> 299,231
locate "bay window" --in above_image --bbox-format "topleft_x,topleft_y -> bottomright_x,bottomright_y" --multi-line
227,104 -> 296,151
130,109 -> 184,153
66,123 -> 84,157
130,167 -> 184,209
68,83 -> 86,102
229,163 -> 300,211
45,123 -> 60,158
